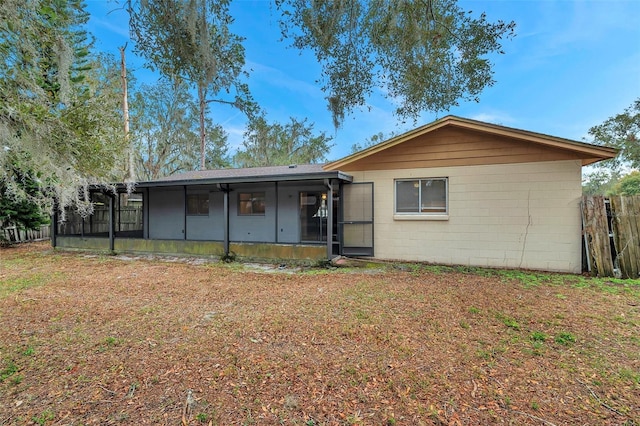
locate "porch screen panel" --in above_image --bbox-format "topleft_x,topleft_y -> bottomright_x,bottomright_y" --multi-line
341,182 -> 374,256
343,223 -> 372,249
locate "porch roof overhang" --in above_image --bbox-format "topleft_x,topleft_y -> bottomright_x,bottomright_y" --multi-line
121,164 -> 352,189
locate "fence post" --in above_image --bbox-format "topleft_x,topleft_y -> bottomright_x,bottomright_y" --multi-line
582,195 -> 615,277
610,195 -> 640,278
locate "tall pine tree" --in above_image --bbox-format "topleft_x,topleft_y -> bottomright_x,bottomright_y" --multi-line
0,160 -> 50,232
0,0 -> 128,218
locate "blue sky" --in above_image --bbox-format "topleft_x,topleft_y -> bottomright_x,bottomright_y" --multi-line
86,0 -> 640,162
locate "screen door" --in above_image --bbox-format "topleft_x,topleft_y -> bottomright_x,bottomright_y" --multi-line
340,182 -> 374,256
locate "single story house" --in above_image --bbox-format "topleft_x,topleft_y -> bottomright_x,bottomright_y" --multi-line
53,116 -> 617,273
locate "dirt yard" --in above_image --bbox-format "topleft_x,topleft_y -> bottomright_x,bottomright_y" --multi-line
1,242 -> 638,425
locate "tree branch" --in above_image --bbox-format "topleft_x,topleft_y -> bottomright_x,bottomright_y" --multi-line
205,98 -> 237,106
577,379 -> 627,418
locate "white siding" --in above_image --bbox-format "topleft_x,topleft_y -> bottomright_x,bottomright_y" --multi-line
349,160 -> 583,273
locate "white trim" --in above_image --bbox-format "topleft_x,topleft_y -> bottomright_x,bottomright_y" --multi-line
394,214 -> 449,221
394,177 -> 449,215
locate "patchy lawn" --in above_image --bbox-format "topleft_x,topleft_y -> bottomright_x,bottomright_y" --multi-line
0,242 -> 638,425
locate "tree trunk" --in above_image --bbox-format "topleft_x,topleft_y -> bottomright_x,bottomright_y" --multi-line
198,83 -> 206,171
120,44 -> 135,182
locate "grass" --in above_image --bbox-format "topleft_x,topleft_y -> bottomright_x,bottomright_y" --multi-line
496,270 -> 640,296
496,312 -> 521,330
617,368 -> 640,385
104,336 -> 119,346
468,306 -> 481,314
530,331 -> 548,342
416,263 -> 640,297
1,243 -> 639,425
32,409 -> 55,426
555,331 -> 577,345
0,360 -> 19,382
0,343 -> 39,388
0,274 -> 48,298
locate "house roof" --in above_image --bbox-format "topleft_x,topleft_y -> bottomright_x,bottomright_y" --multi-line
324,115 -> 619,170
133,164 -> 352,188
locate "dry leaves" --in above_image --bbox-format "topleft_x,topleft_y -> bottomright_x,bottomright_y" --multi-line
0,242 -> 638,425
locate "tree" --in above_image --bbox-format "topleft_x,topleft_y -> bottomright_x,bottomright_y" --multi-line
0,161 -> 50,231
277,0 -> 516,127
0,0 -> 129,217
582,170 -> 620,196
611,171 -> 640,196
234,116 -> 334,167
128,0 -> 255,170
130,79 -> 231,181
127,1 -> 514,138
204,125 -> 232,169
589,98 -> 640,171
350,131 -> 394,153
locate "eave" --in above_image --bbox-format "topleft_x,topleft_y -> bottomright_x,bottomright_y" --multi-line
112,169 -> 352,191
324,115 -> 618,170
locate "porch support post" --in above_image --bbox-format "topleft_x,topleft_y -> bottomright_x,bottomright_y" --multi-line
143,188 -> 149,239
325,179 -> 333,260
108,193 -> 115,252
117,192 -> 123,232
81,191 -> 87,237
51,200 -> 58,248
183,185 -> 187,240
275,182 -> 279,243
223,184 -> 230,256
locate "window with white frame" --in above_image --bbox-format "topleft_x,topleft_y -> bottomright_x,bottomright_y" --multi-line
395,178 -> 448,214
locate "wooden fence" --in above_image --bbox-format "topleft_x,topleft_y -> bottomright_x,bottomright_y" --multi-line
1,224 -> 50,243
582,195 -> 640,278
58,206 -> 143,236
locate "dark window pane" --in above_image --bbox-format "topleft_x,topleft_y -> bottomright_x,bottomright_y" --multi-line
252,193 -> 265,214
187,195 -> 199,215
238,193 -> 252,215
198,195 -> 209,214
238,192 -> 265,215
187,193 -> 209,215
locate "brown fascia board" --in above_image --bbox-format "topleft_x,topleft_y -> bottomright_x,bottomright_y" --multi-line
324,115 -> 619,170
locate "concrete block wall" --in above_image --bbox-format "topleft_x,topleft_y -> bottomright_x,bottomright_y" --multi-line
349,160 -> 583,273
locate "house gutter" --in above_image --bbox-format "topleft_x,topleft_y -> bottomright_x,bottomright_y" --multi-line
325,178 -> 334,260
129,171 -> 352,189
